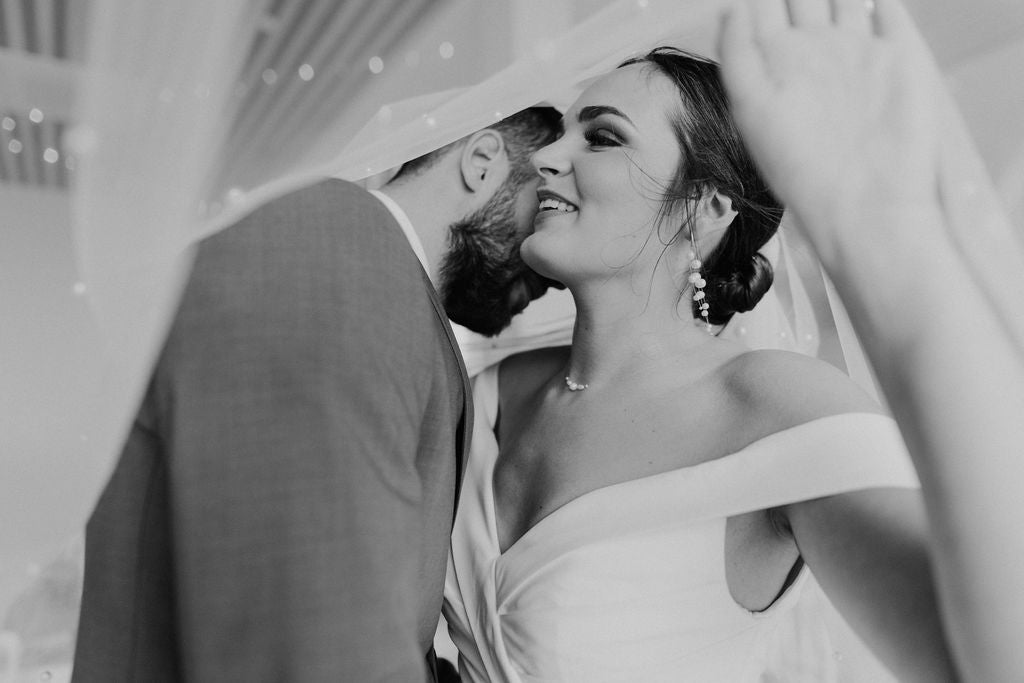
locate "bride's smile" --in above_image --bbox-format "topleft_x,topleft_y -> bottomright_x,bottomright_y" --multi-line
521,64 -> 685,285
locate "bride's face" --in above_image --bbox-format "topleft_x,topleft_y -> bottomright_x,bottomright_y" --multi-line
521,64 -> 684,285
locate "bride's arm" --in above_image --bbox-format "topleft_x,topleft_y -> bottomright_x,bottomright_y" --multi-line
782,487 -> 955,682
719,0 -> 1024,680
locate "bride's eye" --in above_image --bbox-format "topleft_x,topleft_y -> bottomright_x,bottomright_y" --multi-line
584,128 -> 621,148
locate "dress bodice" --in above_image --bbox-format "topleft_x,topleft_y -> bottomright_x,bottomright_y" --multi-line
444,366 -> 919,682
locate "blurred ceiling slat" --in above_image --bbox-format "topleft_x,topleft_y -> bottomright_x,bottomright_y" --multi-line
226,0 -> 443,191
2,0 -> 1023,195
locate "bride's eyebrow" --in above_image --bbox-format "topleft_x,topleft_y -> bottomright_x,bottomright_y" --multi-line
578,105 -> 635,128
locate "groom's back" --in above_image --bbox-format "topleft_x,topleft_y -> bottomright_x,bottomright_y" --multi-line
73,179 -> 469,682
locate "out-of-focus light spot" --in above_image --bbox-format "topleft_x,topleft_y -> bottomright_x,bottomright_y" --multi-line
298,63 -> 315,81
1,116 -> 15,131
376,105 -> 393,124
368,56 -> 384,74
637,0 -> 649,7
425,116 -> 437,128
8,139 -> 22,154
439,42 -> 454,59
43,147 -> 59,163
29,108 -> 44,123
226,187 -> 246,203
262,68 -> 278,85
72,282 -> 87,295
65,155 -> 77,171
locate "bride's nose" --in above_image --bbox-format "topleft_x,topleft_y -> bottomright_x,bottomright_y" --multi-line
531,140 -> 568,178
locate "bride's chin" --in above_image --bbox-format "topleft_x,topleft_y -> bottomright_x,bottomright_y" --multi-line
520,243 -> 562,283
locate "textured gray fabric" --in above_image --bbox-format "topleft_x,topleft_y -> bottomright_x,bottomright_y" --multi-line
72,179 -> 471,682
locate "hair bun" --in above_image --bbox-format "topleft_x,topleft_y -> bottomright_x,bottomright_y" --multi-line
705,252 -> 774,325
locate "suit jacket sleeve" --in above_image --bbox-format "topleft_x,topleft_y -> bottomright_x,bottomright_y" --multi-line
152,181 -> 443,681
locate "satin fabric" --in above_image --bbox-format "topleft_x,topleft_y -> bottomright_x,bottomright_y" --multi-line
444,366 -> 919,682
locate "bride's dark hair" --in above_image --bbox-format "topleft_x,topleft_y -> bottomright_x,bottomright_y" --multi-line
620,48 -> 784,325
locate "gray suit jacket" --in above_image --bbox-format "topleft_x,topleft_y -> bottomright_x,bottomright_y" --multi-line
72,180 -> 471,682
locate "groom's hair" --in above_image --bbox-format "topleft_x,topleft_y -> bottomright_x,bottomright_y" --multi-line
391,106 -> 561,183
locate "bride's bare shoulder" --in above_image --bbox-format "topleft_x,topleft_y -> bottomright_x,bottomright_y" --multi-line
721,348 -> 885,426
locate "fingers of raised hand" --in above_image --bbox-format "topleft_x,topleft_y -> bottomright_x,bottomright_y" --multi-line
746,0 -> 790,35
718,0 -> 766,93
833,0 -> 875,33
786,0 -> 831,28
872,0 -> 919,42
746,0 -> 881,34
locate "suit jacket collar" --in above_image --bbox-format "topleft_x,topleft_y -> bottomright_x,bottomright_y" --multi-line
365,181 -> 472,519
419,268 -> 473,520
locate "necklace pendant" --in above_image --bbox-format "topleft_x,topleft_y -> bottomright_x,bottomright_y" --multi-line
564,376 -> 589,392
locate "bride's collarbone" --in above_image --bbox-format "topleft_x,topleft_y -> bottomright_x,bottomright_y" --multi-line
492,401 -> 802,611
495,393 -> 739,519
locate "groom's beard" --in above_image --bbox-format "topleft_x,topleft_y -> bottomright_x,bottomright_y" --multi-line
440,179 -> 548,337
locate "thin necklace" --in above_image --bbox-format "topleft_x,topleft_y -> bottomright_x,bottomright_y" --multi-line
564,376 -> 589,391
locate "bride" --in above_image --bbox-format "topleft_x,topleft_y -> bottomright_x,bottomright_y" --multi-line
443,10 -> 959,683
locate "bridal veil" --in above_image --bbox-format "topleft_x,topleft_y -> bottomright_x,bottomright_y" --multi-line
2,0 -> 1022,679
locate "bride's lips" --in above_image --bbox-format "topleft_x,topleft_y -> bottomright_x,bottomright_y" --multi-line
535,188 -> 578,223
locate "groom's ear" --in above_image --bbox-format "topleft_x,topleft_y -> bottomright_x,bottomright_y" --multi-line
460,129 -> 507,194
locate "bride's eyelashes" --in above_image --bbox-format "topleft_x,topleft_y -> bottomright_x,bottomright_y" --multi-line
584,127 -> 623,148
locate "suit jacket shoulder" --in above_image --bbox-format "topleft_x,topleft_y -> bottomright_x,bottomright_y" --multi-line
75,178 -> 470,682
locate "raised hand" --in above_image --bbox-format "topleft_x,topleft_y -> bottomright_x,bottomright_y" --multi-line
720,3 -> 1024,681
718,0 -> 943,263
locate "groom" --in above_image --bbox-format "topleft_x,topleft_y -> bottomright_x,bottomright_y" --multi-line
71,107 -> 560,682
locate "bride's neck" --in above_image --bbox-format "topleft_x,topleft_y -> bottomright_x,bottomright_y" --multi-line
565,292 -> 713,389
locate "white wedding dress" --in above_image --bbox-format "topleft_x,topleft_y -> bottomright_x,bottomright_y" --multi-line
443,365 -> 919,682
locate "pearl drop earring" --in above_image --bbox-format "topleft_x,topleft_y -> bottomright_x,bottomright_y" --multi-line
686,225 -> 712,333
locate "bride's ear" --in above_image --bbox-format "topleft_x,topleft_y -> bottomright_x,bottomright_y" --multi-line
701,189 -> 737,231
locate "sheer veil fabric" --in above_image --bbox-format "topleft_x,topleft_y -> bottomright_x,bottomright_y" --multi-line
1,0 -> 1022,679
